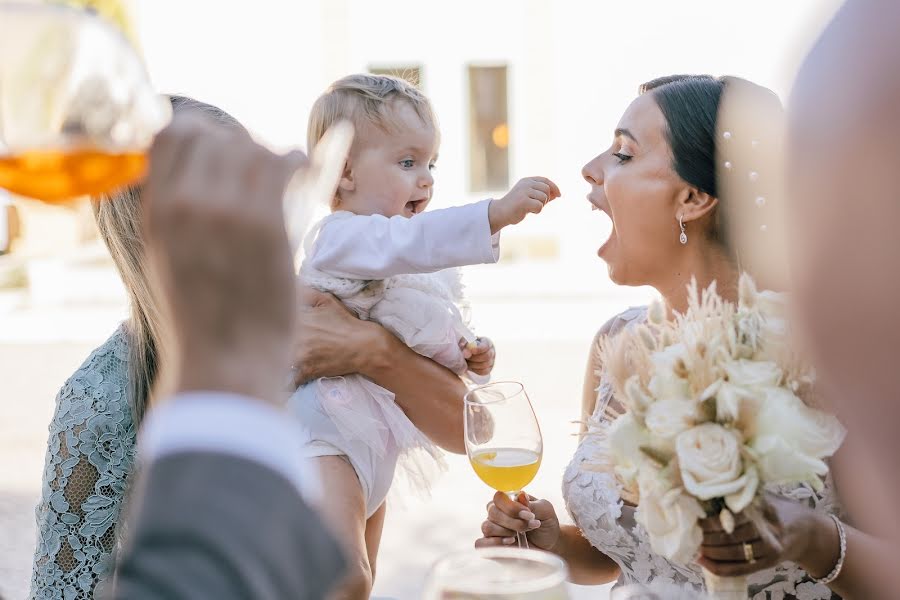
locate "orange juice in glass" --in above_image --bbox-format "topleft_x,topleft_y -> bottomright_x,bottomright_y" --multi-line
464,381 -> 543,549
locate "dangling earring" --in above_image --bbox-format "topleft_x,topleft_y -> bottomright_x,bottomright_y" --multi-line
678,214 -> 688,245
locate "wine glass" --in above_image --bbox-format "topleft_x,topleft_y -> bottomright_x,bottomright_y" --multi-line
465,381 -> 543,549
0,2 -> 351,258
0,2 -> 169,202
423,548 -> 570,600
610,583 -> 707,600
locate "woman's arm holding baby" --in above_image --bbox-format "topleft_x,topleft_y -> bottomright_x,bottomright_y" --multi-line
292,288 -> 468,453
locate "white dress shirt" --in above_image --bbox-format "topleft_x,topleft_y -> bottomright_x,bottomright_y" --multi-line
139,393 -> 321,503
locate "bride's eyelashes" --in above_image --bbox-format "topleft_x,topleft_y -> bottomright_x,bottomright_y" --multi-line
613,152 -> 633,165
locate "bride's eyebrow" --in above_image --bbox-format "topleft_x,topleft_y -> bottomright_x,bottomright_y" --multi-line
614,128 -> 639,145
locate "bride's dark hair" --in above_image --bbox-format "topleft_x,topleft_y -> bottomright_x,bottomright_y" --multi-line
640,75 -> 723,199
640,75 -> 787,287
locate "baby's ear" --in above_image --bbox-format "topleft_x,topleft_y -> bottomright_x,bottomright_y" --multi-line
338,159 -> 355,193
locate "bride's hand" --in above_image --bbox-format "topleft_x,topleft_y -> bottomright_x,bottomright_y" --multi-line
697,494 -> 839,579
475,491 -> 561,552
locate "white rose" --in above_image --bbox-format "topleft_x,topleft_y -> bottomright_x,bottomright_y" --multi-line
645,399 -> 698,445
608,413 -> 651,487
750,387 -> 846,489
647,344 -> 691,403
635,470 -> 705,565
723,359 -> 782,390
676,423 -> 759,513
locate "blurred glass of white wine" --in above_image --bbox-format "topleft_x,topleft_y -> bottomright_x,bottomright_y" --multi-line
0,2 -> 170,202
424,548 -> 570,600
0,2 -> 352,259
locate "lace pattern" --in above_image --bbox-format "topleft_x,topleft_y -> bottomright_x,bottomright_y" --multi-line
30,326 -> 136,600
562,308 -> 842,599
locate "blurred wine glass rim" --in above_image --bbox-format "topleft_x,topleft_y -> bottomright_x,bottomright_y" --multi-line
0,1 -> 128,35
428,547 -> 569,594
464,380 -> 525,405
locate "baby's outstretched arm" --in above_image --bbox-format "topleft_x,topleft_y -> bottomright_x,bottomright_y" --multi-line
308,200 -> 499,279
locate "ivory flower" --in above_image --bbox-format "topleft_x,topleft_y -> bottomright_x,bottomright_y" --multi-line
676,423 -> 758,512
635,471 -> 705,564
750,388 -> 846,489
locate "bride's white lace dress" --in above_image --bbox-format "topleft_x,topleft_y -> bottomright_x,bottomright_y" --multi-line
562,307 -> 842,600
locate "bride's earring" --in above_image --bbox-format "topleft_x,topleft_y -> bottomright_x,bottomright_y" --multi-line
678,214 -> 688,245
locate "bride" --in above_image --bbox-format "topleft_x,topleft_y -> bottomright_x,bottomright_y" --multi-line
475,75 -> 862,599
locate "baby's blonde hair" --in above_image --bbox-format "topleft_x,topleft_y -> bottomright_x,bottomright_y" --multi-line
307,73 -> 437,155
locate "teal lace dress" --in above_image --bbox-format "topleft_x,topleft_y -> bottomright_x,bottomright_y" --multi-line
29,326 -> 137,600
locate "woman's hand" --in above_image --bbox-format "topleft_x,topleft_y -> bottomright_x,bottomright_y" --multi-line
698,494 -> 840,579
291,286 -> 384,386
293,286 -> 468,453
476,491 -> 562,552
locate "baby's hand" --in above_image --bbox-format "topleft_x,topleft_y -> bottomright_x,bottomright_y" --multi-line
488,176 -> 561,233
461,337 -> 496,377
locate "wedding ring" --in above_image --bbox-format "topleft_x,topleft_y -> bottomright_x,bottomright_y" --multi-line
743,542 -> 756,564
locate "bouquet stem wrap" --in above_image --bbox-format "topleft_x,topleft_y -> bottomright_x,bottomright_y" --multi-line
702,568 -> 748,600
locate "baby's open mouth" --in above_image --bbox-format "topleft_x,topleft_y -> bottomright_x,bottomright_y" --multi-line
406,199 -> 426,214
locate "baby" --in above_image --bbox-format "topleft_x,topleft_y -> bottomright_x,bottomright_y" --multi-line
290,73 -> 559,599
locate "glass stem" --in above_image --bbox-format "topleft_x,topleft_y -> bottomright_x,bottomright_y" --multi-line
507,491 -> 530,549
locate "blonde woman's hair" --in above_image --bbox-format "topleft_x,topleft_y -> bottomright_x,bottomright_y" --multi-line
307,73 -> 437,156
92,94 -> 242,423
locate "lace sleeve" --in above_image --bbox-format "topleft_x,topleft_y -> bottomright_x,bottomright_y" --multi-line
580,307 -> 648,433
564,308 -> 650,552
30,328 -> 137,600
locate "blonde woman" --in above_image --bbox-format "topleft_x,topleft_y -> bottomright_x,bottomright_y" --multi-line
29,95 -> 469,600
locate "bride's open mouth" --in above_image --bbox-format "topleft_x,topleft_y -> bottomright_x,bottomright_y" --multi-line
588,194 -> 616,256
599,223 -> 616,257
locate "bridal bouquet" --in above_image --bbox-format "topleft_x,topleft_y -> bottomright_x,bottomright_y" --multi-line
598,275 -> 845,599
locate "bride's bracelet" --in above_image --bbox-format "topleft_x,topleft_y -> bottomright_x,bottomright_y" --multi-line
811,514 -> 847,586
